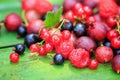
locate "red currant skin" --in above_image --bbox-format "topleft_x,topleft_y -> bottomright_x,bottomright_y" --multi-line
30,44 -> 39,53
83,6 -> 92,17
95,46 -> 113,63
25,10 -> 39,23
10,53 -> 19,63
39,46 -> 47,56
22,0 -> 36,11
86,16 -> 96,24
50,34 -> 61,46
35,0 -> 53,15
88,60 -> 99,70
72,3 -> 83,12
64,10 -> 75,22
5,13 -> 22,31
72,3 -> 84,18
106,16 -> 116,28
111,37 -> 120,49
44,42 -> 53,53
112,55 -> 120,73
40,28 -> 51,41
27,20 -> 44,34
62,30 -> 71,40
107,29 -> 119,41
63,0 -> 77,12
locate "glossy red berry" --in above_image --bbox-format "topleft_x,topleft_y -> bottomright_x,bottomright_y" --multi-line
95,46 -> 113,63
44,42 -> 53,53
86,16 -> 96,24
111,37 -> 120,49
25,10 -> 39,23
74,7 -> 84,18
35,0 -> 53,15
112,55 -> 120,73
107,29 -> 119,41
39,46 -> 47,56
72,3 -> 83,12
106,16 -> 116,28
5,13 -> 22,31
40,29 -> 51,41
50,34 -> 61,46
10,52 -> 19,63
64,10 -> 75,22
22,0 -> 36,11
27,19 -> 44,34
72,3 -> 84,18
88,60 -> 99,70
62,30 -> 71,40
83,6 -> 92,17
30,44 -> 39,53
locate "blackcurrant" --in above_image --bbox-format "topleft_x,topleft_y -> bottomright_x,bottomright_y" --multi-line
73,23 -> 87,37
61,21 -> 73,31
17,26 -> 27,37
114,49 -> 120,55
53,54 -> 64,65
103,40 -> 111,48
14,44 -> 25,55
41,15 -> 46,21
24,34 -> 41,48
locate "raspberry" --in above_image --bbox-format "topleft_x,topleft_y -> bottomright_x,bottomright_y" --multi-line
99,0 -> 118,18
55,40 -> 74,59
69,48 -> 90,68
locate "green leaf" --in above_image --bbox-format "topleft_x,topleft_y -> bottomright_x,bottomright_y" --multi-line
44,7 -> 63,28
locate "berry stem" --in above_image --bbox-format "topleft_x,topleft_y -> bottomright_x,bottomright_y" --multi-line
21,10 -> 28,26
54,19 -> 65,33
0,43 -> 22,49
116,21 -> 120,33
37,40 -> 45,46
0,20 -> 4,30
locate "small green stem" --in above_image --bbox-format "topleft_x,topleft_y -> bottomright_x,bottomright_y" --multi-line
37,40 -> 45,46
21,10 -> 28,26
117,21 -> 120,33
54,19 -> 65,33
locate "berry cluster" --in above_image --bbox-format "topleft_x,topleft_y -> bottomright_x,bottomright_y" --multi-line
1,0 -> 120,73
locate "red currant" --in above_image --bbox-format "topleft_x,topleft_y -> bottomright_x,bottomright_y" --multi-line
38,46 -> 47,56
25,10 -> 39,23
72,3 -> 83,12
35,0 -> 53,15
50,34 -> 61,46
88,60 -> 99,70
106,16 -> 116,28
74,7 -> 84,18
62,30 -> 71,40
86,16 -> 96,24
83,6 -> 92,17
10,52 -> 19,63
107,29 -> 119,41
22,0 -> 36,11
27,19 -> 44,34
111,37 -> 120,49
64,10 -> 75,22
30,44 -> 39,53
40,28 -> 51,41
44,42 -> 53,53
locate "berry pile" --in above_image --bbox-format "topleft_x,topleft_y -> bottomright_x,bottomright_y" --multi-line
1,0 -> 120,73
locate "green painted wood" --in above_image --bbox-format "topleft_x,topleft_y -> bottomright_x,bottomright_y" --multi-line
0,0 -> 120,80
